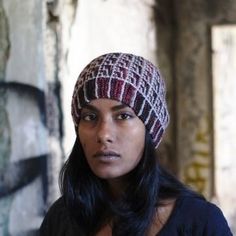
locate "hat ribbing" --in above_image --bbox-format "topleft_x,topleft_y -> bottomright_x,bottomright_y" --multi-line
71,53 -> 169,148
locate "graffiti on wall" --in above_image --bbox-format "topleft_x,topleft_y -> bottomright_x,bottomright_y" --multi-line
0,0 -> 65,234
0,81 -> 62,235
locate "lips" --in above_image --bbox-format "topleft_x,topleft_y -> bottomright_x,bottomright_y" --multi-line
93,150 -> 121,161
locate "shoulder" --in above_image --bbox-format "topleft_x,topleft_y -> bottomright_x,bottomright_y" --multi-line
178,196 -> 224,220
39,197 -> 77,236
42,197 -> 67,222
176,196 -> 233,235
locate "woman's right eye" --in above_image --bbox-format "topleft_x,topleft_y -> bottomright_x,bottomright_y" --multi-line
81,113 -> 97,121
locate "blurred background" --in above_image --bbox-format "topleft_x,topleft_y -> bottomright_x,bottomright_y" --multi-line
0,0 -> 236,235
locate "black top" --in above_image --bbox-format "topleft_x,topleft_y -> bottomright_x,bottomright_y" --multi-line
40,196 -> 233,236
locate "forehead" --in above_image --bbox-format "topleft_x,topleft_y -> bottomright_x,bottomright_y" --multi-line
82,98 -> 132,111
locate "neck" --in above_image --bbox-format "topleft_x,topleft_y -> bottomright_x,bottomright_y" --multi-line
107,178 -> 127,200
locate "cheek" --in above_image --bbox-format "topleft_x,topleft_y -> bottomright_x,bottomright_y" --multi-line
133,137 -> 145,157
80,140 -> 87,151
78,128 -> 89,153
78,126 -> 87,143
134,125 -> 145,144
78,127 -> 97,158
124,126 -> 145,155
79,138 -> 92,162
136,129 -> 145,154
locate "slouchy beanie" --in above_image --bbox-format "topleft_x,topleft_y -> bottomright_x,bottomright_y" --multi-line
71,52 -> 169,148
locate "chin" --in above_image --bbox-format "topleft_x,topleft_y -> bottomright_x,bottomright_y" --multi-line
95,172 -> 119,180
92,169 -> 124,180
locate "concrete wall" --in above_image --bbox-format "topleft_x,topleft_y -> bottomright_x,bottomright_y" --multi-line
212,25 -> 236,233
0,0 -> 76,234
1,0 -> 235,234
62,0 -> 159,155
157,0 -> 236,232
0,0 -> 159,234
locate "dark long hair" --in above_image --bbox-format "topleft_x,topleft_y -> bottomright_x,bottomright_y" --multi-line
60,131 -> 202,235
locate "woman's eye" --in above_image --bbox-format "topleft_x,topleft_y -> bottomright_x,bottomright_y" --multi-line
117,113 -> 133,120
81,113 -> 97,121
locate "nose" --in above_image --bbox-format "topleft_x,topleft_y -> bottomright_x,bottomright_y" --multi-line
96,119 -> 114,144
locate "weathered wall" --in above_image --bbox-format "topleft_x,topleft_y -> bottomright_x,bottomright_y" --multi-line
174,0 -> 214,198
212,25 -> 236,234
0,0 -> 159,234
154,0 -> 177,174
157,0 -> 236,232
0,0 -> 76,235
62,0 -> 160,155
1,0 -> 235,234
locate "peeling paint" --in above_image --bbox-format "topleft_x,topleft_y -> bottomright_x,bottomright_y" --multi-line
0,3 -> 11,234
0,89 -> 10,170
0,0 -> 10,81
183,116 -> 211,195
0,155 -> 47,198
0,0 -> 64,234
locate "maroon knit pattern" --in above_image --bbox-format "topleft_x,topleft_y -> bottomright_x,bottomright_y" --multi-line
71,53 -> 169,148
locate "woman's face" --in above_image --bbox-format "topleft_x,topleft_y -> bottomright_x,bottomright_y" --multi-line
78,98 -> 145,181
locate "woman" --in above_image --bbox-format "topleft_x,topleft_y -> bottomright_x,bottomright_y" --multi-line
40,53 -> 232,235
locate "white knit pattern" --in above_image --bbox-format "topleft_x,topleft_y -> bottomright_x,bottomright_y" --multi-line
71,53 -> 169,148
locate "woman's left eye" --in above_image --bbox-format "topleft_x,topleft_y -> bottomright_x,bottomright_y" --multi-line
116,113 -> 133,120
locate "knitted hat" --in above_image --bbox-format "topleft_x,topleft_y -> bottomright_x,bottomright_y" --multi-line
71,52 -> 169,148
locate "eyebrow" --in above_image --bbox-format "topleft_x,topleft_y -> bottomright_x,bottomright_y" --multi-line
82,103 -> 129,112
